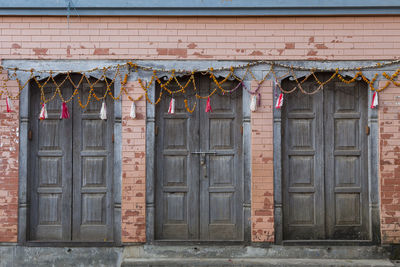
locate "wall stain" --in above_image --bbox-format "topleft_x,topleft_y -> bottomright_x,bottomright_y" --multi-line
93,48 -> 109,55
249,50 -> 264,56
285,42 -> 295,49
32,48 -> 48,56
187,42 -> 198,49
66,45 -> 71,57
157,48 -> 187,58
331,38 -> 343,43
315,43 -> 328,49
192,51 -> 213,58
307,49 -> 318,56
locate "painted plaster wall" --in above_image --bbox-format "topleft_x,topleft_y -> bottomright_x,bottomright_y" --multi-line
0,15 -> 399,244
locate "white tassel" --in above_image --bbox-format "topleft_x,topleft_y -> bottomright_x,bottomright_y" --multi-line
6,96 -> 14,113
250,95 -> 257,112
168,98 -> 175,114
274,79 -> 280,88
371,91 -> 378,109
130,101 -> 136,119
100,101 -> 107,120
39,104 -> 48,120
275,93 -> 284,109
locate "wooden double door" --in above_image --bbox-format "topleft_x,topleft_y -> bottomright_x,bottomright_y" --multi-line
282,75 -> 370,240
29,75 -> 114,242
155,76 -> 243,241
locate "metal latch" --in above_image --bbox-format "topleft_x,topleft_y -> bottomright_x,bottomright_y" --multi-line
190,151 -> 217,179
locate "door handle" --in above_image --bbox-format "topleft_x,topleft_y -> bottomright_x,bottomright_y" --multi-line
201,153 -> 207,179
190,152 -> 216,179
196,152 -> 207,179
200,153 -> 206,166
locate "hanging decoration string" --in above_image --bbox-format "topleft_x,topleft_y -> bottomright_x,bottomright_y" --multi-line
1,60 -> 400,114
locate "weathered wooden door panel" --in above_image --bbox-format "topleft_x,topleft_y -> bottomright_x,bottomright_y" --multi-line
199,78 -> 243,241
282,74 -> 369,241
155,75 -> 243,241
72,80 -> 114,241
324,82 -> 369,240
29,75 -> 114,242
30,81 -> 73,241
282,82 -> 324,240
155,77 -> 199,240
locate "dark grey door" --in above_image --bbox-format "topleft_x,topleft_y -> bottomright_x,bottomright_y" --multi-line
29,75 -> 114,242
155,75 -> 243,241
282,75 -> 369,240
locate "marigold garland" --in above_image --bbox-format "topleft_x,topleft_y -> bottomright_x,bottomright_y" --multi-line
1,60 -> 400,113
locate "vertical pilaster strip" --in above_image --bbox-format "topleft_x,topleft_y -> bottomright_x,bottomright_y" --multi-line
368,85 -> 380,244
242,81 -> 252,243
145,83 -> 156,243
113,74 -> 122,245
18,77 -> 29,244
273,81 -> 283,244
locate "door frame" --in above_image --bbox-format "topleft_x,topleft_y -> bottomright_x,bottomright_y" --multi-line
18,74 -> 122,246
273,76 -> 381,245
146,78 -> 252,244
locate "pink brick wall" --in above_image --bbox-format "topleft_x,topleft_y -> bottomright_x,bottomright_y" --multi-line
0,15 -> 399,244
121,81 -> 146,243
0,69 -> 19,242
0,16 -> 399,60
251,80 -> 274,242
379,80 -> 400,244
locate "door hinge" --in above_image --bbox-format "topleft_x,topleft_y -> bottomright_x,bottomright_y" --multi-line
365,125 -> 370,136
112,133 -> 114,143
28,129 -> 32,140
240,125 -> 243,135
155,126 -> 159,136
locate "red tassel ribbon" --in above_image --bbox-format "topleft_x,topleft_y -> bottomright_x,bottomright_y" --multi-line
61,102 -> 70,119
6,96 -> 13,113
371,91 -> 378,109
39,104 -> 47,120
168,98 -> 175,114
205,97 -> 213,113
275,93 -> 284,109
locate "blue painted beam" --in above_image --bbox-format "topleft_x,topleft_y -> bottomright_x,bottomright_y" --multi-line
1,0 -> 400,16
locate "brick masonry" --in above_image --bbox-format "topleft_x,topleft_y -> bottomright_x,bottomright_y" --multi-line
0,16 -> 400,60
379,80 -> 400,244
0,15 -> 399,244
251,80 -> 274,242
121,82 -> 146,243
0,69 -> 19,242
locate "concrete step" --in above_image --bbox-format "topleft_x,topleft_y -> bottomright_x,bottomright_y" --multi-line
122,245 -> 390,260
121,258 -> 395,267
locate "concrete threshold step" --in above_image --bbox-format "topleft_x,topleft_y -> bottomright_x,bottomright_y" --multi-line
121,258 -> 395,267
123,245 -> 390,260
